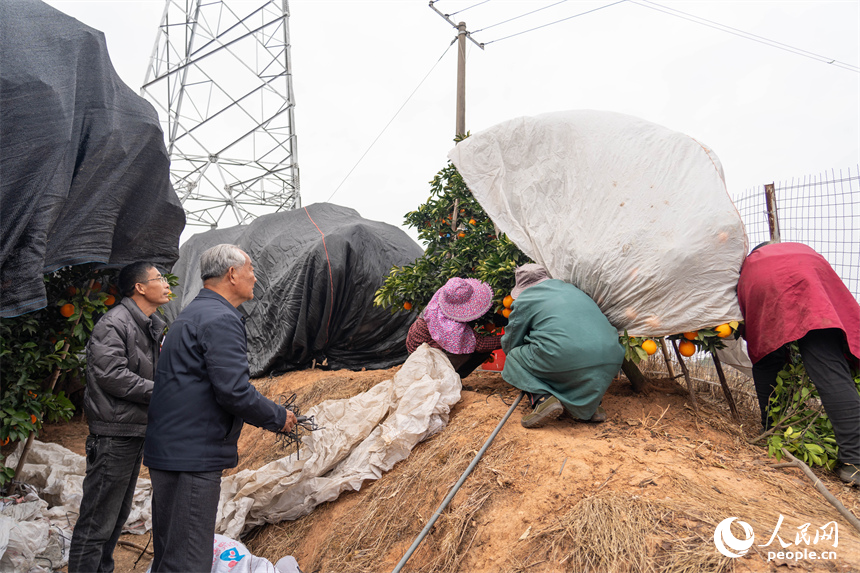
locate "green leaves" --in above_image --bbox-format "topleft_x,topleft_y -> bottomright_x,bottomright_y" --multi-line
761,343 -> 853,470
375,157 -> 531,320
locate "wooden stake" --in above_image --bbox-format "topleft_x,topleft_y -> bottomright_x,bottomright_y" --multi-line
670,339 -> 697,409
780,449 -> 860,534
710,349 -> 740,422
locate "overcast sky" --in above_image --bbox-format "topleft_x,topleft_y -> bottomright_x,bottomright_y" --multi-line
43,0 -> 859,245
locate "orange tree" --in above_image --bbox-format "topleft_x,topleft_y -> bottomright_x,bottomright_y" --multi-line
373,156 -> 531,328
0,264 -> 118,489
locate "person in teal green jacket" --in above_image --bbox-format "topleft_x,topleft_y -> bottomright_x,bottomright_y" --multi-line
501,264 -> 625,428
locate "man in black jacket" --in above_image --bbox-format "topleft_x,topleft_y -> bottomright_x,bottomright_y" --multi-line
144,244 -> 297,573
68,262 -> 171,573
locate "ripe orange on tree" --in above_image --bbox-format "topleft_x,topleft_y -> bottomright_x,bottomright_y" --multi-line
1,437 -> 9,447
714,323 -> 732,338
66,286 -> 77,296
457,232 -> 466,238
60,303 -> 75,318
678,340 -> 696,357
682,331 -> 698,340
502,308 -> 512,318
105,294 -> 116,306
641,339 -> 658,355
502,295 -> 514,309
30,414 -> 38,424
403,301 -> 413,311
468,219 -> 477,225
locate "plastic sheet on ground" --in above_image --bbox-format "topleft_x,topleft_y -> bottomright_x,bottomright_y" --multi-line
211,535 -> 301,573
0,442 -> 152,573
217,344 -> 461,538
448,110 -> 748,337
165,203 -> 423,376
0,0 -> 185,317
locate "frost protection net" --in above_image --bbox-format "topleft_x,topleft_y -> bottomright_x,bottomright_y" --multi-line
448,110 -> 748,336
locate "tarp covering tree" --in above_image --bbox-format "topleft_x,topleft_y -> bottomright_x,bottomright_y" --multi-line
0,0 -> 186,318
165,203 -> 423,376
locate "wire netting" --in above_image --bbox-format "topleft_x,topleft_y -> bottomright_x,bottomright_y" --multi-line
732,165 -> 860,302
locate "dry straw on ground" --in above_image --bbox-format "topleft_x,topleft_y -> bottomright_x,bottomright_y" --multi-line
245,409 -> 519,573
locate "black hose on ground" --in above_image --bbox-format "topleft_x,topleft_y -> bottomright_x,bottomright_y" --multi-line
391,391 -> 525,573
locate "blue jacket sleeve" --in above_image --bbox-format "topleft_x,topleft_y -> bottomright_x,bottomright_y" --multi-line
202,314 -> 287,432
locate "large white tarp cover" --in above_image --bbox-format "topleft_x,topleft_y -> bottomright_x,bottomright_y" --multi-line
217,344 -> 461,537
448,110 -> 748,336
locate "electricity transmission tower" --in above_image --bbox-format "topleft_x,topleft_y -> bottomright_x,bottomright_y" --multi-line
141,0 -> 300,230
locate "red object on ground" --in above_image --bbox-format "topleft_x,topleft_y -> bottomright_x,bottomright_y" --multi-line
481,349 -> 507,371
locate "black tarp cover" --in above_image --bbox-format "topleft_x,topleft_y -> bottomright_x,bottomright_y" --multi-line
0,0 -> 186,317
166,203 -> 423,376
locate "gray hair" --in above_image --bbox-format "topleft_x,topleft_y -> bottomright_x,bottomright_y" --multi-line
200,244 -> 247,282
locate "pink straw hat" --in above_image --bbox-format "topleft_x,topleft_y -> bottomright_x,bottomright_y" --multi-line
437,277 -> 493,322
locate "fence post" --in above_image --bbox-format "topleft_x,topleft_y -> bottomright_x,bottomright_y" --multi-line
764,183 -> 781,242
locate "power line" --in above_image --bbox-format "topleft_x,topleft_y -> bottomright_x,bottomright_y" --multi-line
447,0 -> 492,18
326,41 -> 456,203
482,0 -> 628,45
631,0 -> 860,73
473,0 -> 574,34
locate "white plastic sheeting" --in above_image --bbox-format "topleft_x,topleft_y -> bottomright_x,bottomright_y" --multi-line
448,110 -> 748,337
217,344 -> 461,538
0,442 -> 151,573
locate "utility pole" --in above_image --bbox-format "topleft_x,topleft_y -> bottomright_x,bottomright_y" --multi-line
456,21 -> 467,137
429,2 -> 484,138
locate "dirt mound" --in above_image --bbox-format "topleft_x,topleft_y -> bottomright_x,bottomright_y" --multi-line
42,366 -> 860,572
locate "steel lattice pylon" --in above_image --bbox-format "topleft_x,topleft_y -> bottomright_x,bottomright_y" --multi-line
141,0 -> 300,230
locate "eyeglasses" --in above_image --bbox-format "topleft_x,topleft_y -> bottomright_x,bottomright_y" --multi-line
140,276 -> 169,284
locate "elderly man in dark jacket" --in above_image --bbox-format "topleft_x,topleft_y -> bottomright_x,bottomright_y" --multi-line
68,262 -> 171,573
144,244 -> 297,573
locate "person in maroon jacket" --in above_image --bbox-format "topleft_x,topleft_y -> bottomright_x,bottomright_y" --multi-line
406,277 -> 502,378
737,242 -> 860,486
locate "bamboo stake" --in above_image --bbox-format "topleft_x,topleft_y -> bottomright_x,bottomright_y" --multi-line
670,339 -> 697,409
780,449 -> 860,534
710,350 -> 740,422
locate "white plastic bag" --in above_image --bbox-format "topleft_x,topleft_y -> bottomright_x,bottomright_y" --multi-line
449,110 -> 748,336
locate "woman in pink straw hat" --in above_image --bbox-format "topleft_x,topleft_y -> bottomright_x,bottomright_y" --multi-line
406,277 -> 503,378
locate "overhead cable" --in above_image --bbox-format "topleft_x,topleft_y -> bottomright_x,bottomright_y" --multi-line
326,41 -> 455,202
447,0 -> 492,18
482,0 -> 627,45
632,0 -> 860,73
473,0 -> 573,34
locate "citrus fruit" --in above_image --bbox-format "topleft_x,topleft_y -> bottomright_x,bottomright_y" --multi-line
457,232 -> 466,238
66,286 -> 77,296
30,414 -> 37,424
1,437 -> 9,447
641,339 -> 658,355
682,331 -> 698,340
469,219 -> 477,225
105,295 -> 116,306
714,323 -> 732,338
484,323 -> 496,333
503,295 -> 514,309
403,301 -> 413,311
91,281 -> 102,292
502,308 -> 512,318
60,303 -> 75,318
678,340 -> 696,357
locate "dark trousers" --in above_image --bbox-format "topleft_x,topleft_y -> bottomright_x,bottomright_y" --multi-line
752,328 -> 860,464
149,468 -> 223,573
68,435 -> 145,573
446,351 -> 493,379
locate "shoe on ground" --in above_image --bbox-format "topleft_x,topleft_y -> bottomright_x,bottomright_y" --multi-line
836,462 -> 860,486
521,394 -> 564,428
588,405 -> 607,423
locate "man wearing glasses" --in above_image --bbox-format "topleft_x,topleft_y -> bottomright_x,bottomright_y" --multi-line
68,262 -> 172,573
